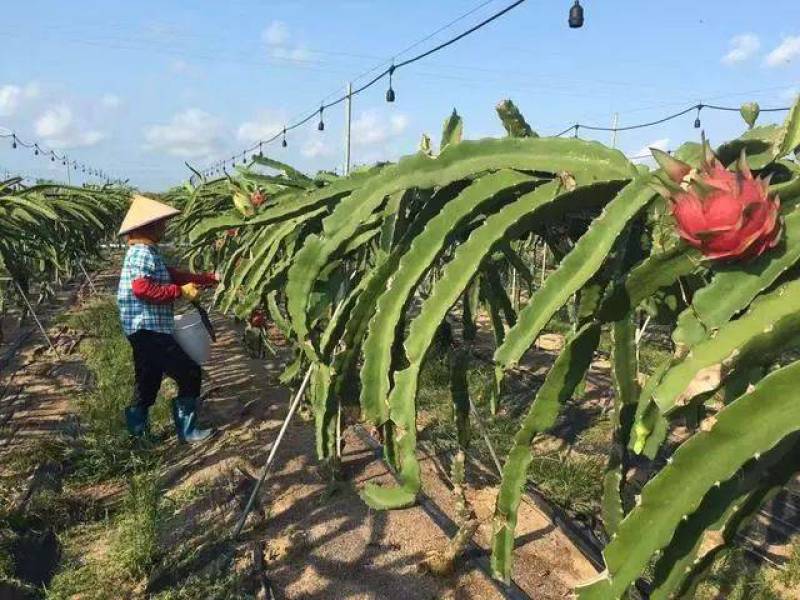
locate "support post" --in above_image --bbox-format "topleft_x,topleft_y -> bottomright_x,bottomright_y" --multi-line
231,366 -> 312,540
12,280 -> 59,357
78,260 -> 98,295
610,112 -> 619,149
344,82 -> 352,176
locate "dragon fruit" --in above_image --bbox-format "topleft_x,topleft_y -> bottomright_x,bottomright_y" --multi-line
651,145 -> 781,261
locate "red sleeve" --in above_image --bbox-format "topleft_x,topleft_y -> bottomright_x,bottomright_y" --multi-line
132,277 -> 182,304
167,267 -> 217,286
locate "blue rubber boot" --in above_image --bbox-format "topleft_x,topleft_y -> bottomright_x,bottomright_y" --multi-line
124,405 -> 150,438
171,396 -> 213,443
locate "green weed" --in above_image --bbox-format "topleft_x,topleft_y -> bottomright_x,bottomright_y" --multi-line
67,297 -> 172,482
109,472 -> 162,579
693,548 -> 784,600
778,537 -> 800,589
47,474 -> 164,600
416,352 -> 605,518
151,572 -> 255,599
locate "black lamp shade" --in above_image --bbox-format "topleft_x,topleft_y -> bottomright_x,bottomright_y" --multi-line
568,1 -> 584,28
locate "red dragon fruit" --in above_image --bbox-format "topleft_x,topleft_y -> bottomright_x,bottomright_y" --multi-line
251,190 -> 265,207
651,146 -> 781,261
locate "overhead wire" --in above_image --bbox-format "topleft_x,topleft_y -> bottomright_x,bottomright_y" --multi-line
553,101 -> 792,138
199,0 -> 530,174
0,129 -> 120,184
197,0 -> 795,176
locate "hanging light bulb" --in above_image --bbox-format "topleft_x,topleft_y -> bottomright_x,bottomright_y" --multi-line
11,134 -> 17,149
694,105 -> 703,129
242,154 -> 247,165
386,65 -> 396,103
281,127 -> 287,148
318,106 -> 325,131
34,144 -> 39,156
568,1 -> 584,28
50,152 -> 55,162
258,142 -> 263,157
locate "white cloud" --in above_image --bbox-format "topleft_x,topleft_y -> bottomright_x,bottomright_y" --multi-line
260,20 -> 312,63
722,33 -> 760,65
33,104 -> 106,148
301,138 -> 333,158
765,36 -> 800,67
270,46 -> 312,62
236,110 -> 285,144
780,87 -> 800,104
143,108 -> 222,158
262,21 -> 290,46
351,109 -> 410,147
0,85 -> 22,116
631,138 -> 670,163
35,105 -> 72,138
100,93 -> 121,109
0,82 -> 39,116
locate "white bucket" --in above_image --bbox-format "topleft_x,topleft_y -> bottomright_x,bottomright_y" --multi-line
173,311 -> 212,365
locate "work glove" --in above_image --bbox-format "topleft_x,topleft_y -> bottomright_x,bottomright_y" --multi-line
181,283 -> 200,302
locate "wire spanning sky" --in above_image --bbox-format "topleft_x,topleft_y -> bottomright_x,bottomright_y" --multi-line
1,0 -> 799,189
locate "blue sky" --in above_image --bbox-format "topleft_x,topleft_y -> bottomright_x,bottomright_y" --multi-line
1,0 -> 799,190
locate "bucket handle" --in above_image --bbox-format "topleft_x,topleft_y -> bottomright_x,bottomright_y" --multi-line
191,301 -> 217,342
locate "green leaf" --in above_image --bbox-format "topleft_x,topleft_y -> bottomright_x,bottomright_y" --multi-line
495,177 -> 655,370
739,101 -> 760,129
577,360 -> 800,599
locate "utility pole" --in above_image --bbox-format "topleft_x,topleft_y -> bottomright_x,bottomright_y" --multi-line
344,82 -> 352,176
610,113 -> 619,149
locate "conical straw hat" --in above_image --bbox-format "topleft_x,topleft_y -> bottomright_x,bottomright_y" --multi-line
118,194 -> 181,235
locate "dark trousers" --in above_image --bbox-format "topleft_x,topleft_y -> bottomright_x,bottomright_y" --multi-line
128,330 -> 201,409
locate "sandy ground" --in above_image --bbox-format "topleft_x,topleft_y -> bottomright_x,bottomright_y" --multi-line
169,313 -> 599,599
3,281 -> 798,598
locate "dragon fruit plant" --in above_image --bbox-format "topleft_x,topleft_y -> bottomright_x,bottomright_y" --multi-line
168,97 -> 800,599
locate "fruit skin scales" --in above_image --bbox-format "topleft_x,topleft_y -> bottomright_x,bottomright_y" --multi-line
652,147 -> 781,261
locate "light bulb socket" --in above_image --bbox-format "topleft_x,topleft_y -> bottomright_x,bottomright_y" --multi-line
568,1 -> 584,28
386,64 -> 397,103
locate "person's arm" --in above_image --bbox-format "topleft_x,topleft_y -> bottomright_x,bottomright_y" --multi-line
167,267 -> 218,287
131,277 -> 183,304
128,248 -> 183,304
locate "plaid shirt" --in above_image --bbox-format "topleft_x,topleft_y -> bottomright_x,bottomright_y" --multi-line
117,244 -> 174,336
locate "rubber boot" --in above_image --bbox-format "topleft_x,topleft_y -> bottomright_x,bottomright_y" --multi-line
124,405 -> 150,438
171,396 -> 213,443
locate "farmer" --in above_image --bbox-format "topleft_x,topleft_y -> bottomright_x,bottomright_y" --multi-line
116,194 -> 218,443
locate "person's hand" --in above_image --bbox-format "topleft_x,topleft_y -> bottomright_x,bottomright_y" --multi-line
198,272 -> 220,288
181,283 -> 200,302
